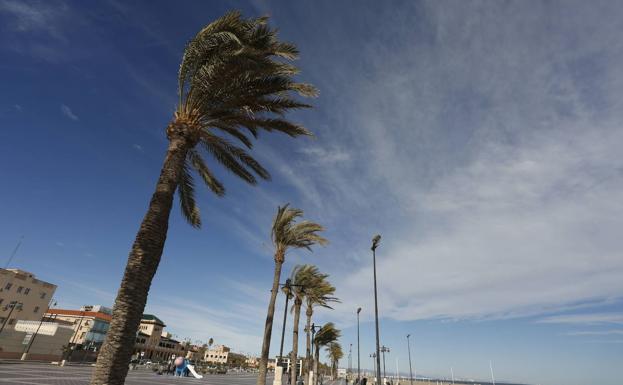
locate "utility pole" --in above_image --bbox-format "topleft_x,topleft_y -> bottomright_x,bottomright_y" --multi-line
380,346 -> 390,381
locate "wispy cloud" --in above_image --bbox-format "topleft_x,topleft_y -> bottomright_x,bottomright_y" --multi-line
132,144 -> 144,152
566,329 -> 623,336
60,104 -> 78,121
257,1 -> 623,325
539,313 -> 623,325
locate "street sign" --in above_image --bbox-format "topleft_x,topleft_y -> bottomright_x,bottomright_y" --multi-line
22,333 -> 33,345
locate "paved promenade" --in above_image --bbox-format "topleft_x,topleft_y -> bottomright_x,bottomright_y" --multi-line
0,363 -> 272,385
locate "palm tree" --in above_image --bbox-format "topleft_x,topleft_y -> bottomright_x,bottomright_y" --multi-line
91,11 -> 317,385
313,323 -> 340,385
208,337 -> 214,348
288,265 -> 325,384
304,277 -> 339,380
326,342 -> 343,380
257,205 -> 328,385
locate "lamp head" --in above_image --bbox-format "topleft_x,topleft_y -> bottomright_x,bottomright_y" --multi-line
371,234 -> 381,250
357,307 -> 362,314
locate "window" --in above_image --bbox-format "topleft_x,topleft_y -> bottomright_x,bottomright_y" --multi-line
16,286 -> 23,293
8,318 -> 15,325
4,283 -> 11,290
24,288 -> 30,295
0,317 -> 4,323
0,299 -> 3,306
80,332 -> 86,339
40,292 -> 46,299
33,306 -> 40,313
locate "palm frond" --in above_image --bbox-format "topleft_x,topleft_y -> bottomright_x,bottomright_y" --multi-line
188,149 -> 225,196
178,161 -> 201,228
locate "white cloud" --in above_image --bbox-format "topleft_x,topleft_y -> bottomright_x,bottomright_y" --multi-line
132,144 -> 143,152
0,0 -> 67,41
60,104 -> 78,121
539,313 -> 623,325
260,1 -> 623,325
566,330 -> 623,336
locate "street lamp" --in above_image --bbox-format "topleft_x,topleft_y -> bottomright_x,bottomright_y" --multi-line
310,323 -> 322,385
0,301 -> 23,334
349,343 -> 352,376
357,307 -> 362,383
406,334 -> 413,385
371,234 -> 382,385
278,278 -> 292,366
369,353 -> 377,383
380,346 -> 390,381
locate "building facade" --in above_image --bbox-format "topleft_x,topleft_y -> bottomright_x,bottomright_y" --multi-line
203,344 -> 230,364
0,268 -> 56,329
0,320 -> 74,360
45,305 -> 112,349
132,314 -> 186,361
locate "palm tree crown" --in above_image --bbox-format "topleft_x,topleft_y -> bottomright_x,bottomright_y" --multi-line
271,204 -> 328,262
172,11 -> 317,227
314,322 -> 341,347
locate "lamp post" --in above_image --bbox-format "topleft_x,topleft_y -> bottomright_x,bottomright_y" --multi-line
357,307 -> 361,383
380,346 -> 390,381
371,235 -> 382,385
406,335 -> 413,385
66,306 -> 87,363
310,323 -> 322,385
278,279 -> 293,366
0,301 -> 23,334
348,343 -> 352,377
370,353 -> 377,383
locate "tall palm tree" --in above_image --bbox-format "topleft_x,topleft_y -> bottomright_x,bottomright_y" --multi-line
313,323 -> 340,385
257,205 -> 328,385
326,342 -> 343,380
91,11 -> 317,385
305,277 -> 339,380
288,265 -> 325,384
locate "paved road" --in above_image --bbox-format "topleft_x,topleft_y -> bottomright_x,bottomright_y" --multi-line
0,363 -> 273,385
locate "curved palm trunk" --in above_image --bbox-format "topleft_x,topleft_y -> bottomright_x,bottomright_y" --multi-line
290,298 -> 302,384
90,137 -> 188,385
257,259 -> 284,385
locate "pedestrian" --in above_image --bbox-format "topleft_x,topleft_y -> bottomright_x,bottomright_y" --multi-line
361,377 -> 368,385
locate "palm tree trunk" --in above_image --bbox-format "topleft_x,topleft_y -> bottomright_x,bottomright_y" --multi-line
290,299 -> 302,384
90,137 -> 189,385
257,259 -> 284,385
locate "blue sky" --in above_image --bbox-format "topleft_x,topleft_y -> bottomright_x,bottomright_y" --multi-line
1,1 -> 622,384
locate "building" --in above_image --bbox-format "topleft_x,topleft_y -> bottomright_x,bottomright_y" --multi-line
0,319 -> 74,360
246,355 -> 259,368
203,344 -> 230,364
0,268 -> 57,329
45,305 -> 112,349
133,314 -> 186,361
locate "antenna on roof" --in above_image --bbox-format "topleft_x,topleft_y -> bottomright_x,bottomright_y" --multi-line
4,235 -> 24,269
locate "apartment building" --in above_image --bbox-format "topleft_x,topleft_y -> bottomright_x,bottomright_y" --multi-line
0,268 -> 56,329
45,305 -> 112,348
133,314 -> 187,361
204,344 -> 230,364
